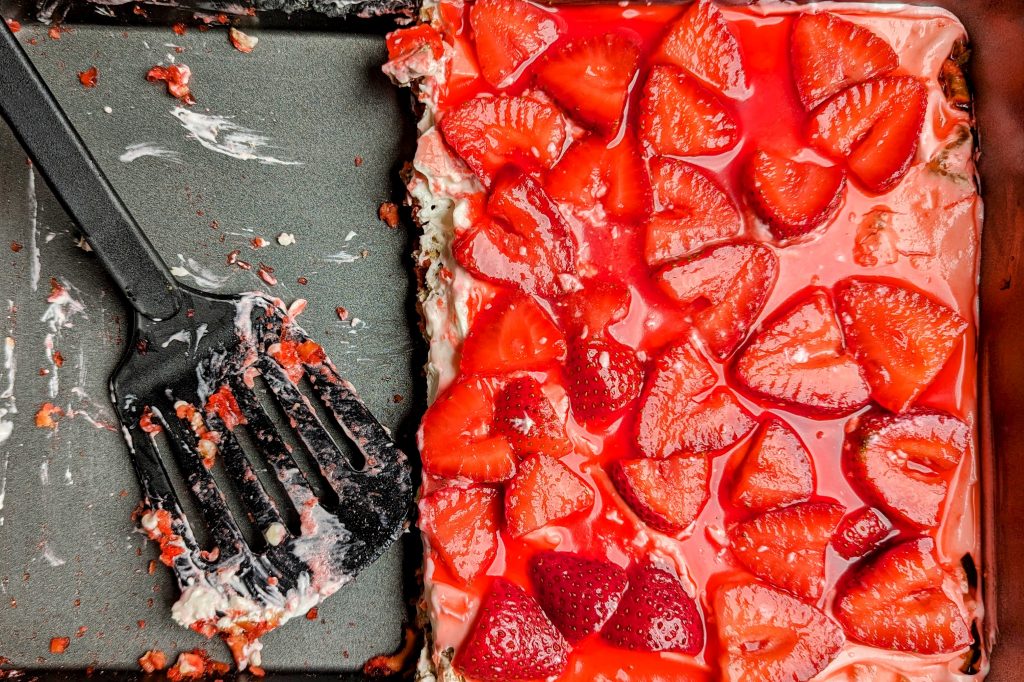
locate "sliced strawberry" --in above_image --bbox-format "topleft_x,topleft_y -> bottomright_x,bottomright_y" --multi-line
591,137 -> 651,222
565,338 -> 643,423
535,33 -> 640,133
808,76 -> 927,193
469,0 -> 559,87
656,242 -> 778,360
834,537 -> 971,653
529,551 -> 629,643
610,455 -> 710,533
420,486 -> 500,583
456,577 -> 570,681
730,417 -> 815,513
555,278 -> 631,338
505,454 -> 594,536
747,149 -> 846,240
834,278 -> 968,412
454,171 -> 577,295
488,169 -> 577,274
635,340 -> 715,456
654,0 -> 747,97
728,501 -> 844,600
602,565 -> 704,653
440,95 -> 568,183
639,65 -> 739,157
844,410 -> 968,529
545,135 -> 651,223
832,507 -> 891,560
734,288 -> 871,416
645,157 -> 741,266
493,377 -> 571,458
636,339 -> 756,457
460,293 -> 566,374
385,24 -> 444,63
715,581 -> 844,682
420,377 -> 515,482
675,388 -> 758,455
454,222 -> 555,296
791,11 -> 898,110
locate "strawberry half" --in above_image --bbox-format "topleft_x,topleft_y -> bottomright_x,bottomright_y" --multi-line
730,417 -> 815,513
545,135 -> 651,223
602,565 -> 704,653
715,581 -> 844,682
565,338 -> 643,423
419,486 -> 500,583
457,578 -> 570,681
728,501 -> 844,600
639,65 -> 740,157
504,454 -> 594,536
645,157 -> 742,266
420,377 -> 515,481
832,507 -> 892,560
834,537 -> 971,653
535,33 -> 641,133
654,0 -> 747,98
808,76 -> 927,193
469,0 -> 559,88
747,149 -> 846,240
834,278 -> 969,412
454,171 -> 577,295
460,293 -> 566,374
440,94 -> 568,183
656,242 -> 778,360
734,288 -> 871,416
844,410 -> 968,529
610,454 -> 710,533
494,377 -> 571,459
791,11 -> 898,110
530,551 -> 629,643
555,278 -> 631,339
636,339 -> 756,457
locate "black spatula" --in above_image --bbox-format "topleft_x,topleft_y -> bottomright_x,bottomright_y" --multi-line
0,21 -> 413,668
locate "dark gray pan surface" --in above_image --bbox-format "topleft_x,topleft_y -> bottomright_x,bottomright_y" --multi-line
0,21 -> 418,675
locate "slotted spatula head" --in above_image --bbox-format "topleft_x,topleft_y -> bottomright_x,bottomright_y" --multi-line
113,288 -> 412,666
0,20 -> 413,670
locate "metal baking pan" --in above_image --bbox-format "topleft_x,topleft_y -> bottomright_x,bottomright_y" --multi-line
0,0 -> 1021,679
0,11 -> 421,681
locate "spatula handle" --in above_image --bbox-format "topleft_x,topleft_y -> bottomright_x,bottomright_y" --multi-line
0,21 -> 182,321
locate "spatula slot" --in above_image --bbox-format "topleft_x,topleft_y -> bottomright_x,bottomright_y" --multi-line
229,379 -> 324,518
259,355 -> 380,496
158,398 -> 271,554
297,375 -> 368,471
249,372 -> 341,513
218,416 -> 303,540
192,417 -> 278,554
303,360 -> 407,481
157,403 -> 253,561
141,413 -> 215,556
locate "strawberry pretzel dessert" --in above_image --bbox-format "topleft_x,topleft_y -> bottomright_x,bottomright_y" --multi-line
385,1 -> 984,680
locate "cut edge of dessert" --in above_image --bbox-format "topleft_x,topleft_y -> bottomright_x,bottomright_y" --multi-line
385,1 -> 985,680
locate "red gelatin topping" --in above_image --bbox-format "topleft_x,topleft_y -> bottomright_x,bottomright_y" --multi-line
393,2 -> 982,679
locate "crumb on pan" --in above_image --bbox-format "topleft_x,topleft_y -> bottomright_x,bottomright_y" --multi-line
364,626 -> 418,677
379,202 -> 401,228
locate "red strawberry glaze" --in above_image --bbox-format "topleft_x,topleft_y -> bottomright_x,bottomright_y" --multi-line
392,3 -> 982,680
